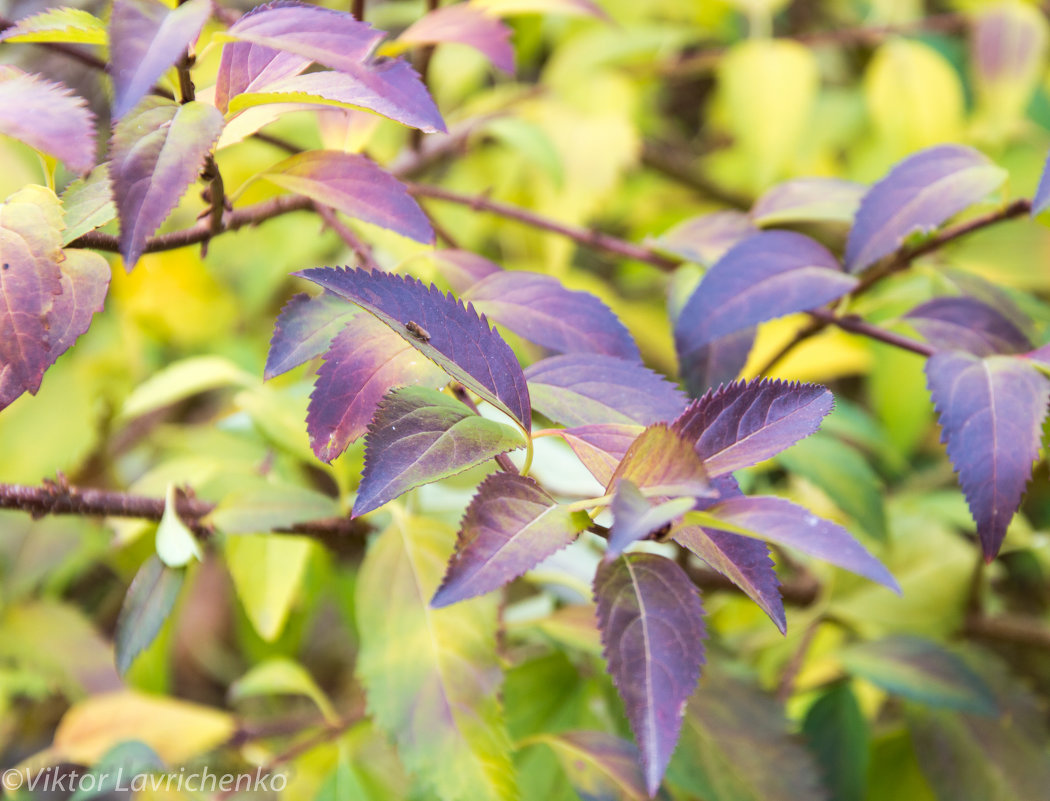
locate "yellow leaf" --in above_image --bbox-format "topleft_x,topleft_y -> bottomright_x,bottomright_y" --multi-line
226,535 -> 314,642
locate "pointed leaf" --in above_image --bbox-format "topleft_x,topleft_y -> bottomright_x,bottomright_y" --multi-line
675,230 -> 856,353
0,67 -> 96,174
845,145 -> 1008,272
595,553 -> 707,796
354,386 -> 526,516
926,351 -> 1049,560
109,97 -> 224,269
214,19 -> 310,114
610,424 -> 711,498
1033,147 -> 1050,217
155,484 -> 202,568
463,272 -> 640,360
208,485 -> 339,533
0,6 -> 106,44
109,0 -> 212,118
534,731 -> 648,801
650,211 -> 757,267
905,296 -> 1032,356
295,267 -> 532,430
114,555 -> 183,675
801,683 -> 869,801
685,495 -> 899,591
46,250 -> 110,367
672,378 -> 834,476
432,472 -> 590,607
307,314 -> 447,462
555,423 -> 645,486
60,166 -> 116,245
525,354 -> 685,428
606,480 -> 695,560
677,327 -> 756,397
226,535 -> 314,642
229,657 -> 335,721
262,151 -> 432,242
265,291 -> 356,380
356,516 -> 518,801
751,178 -> 867,227
396,5 -> 514,74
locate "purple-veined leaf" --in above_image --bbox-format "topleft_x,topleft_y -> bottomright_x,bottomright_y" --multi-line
295,267 -> 531,430
751,178 -> 867,227
431,472 -> 590,608
672,378 -> 834,476
1033,147 -> 1050,217
609,424 -> 711,498
925,351 -> 1050,561
46,249 -> 110,367
533,731 -> 649,801
261,151 -> 433,243
214,41 -> 309,114
431,249 -> 502,293
555,423 -> 645,486
0,67 -> 96,175
109,0 -> 212,118
684,496 -> 900,591
677,328 -> 756,398
649,211 -> 757,267
396,5 -> 514,74
265,292 -> 356,380
674,525 -> 783,632
308,315 -> 448,462
606,480 -> 695,560
463,272 -> 640,360
845,145 -> 1008,273
0,6 -> 106,45
60,166 -> 116,246
595,553 -> 707,797
108,97 -> 224,270
905,296 -> 1032,356
525,354 -> 686,428
354,386 -> 526,517
675,231 -> 856,353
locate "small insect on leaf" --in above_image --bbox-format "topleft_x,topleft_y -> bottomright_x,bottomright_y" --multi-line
406,320 -> 431,342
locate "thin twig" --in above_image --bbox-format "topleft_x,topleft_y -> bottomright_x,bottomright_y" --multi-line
199,155 -> 227,257
962,612 -> 1050,650
314,204 -> 381,272
352,0 -> 365,20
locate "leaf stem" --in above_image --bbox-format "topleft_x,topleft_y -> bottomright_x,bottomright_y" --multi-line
519,434 -> 534,477
567,493 -> 615,513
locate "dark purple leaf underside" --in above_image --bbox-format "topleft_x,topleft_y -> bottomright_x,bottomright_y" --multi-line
557,423 -> 645,486
652,211 -> 757,267
609,424 -> 711,498
0,68 -> 96,174
672,378 -> 834,476
109,97 -> 224,269
307,314 -> 446,462
430,249 -> 502,293
750,177 -> 867,226
678,327 -> 756,398
398,5 -> 515,74
109,0 -> 212,118
606,480 -> 695,560
926,351 -> 1050,560
214,39 -> 310,113
431,472 -> 589,607
295,267 -> 531,429
263,151 -> 433,243
525,354 -> 686,428
905,296 -> 1032,356
700,495 -> 900,590
465,272 -> 640,361
845,144 -> 1007,273
672,525 -> 784,632
595,553 -> 707,796
265,291 -> 356,380
675,230 -> 856,355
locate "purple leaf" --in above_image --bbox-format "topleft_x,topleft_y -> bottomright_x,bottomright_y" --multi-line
845,145 -> 1007,273
677,328 -> 755,398
693,496 -> 900,591
926,351 -> 1050,560
672,526 -> 784,632
431,249 -> 502,293
262,151 -> 433,243
397,5 -> 514,74
973,2 -> 1047,88
594,553 -> 707,796
214,34 -> 310,113
0,67 -> 96,174
265,292 -> 356,380
108,97 -> 224,270
307,314 -> 447,462
353,386 -> 525,516
751,178 -> 867,227
109,0 -> 212,118
606,480 -> 695,560
45,249 -> 110,367
650,211 -> 757,267
536,731 -> 649,801
608,424 -> 711,498
463,272 -> 640,360
905,297 -> 1032,356
556,423 -> 645,486
672,379 -> 834,476
1033,147 -> 1050,217
431,473 -> 590,608
525,354 -> 686,428
674,231 -> 857,354
295,267 -> 531,430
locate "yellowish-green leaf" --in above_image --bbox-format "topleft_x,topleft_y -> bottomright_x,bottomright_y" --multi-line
155,483 -> 201,568
0,7 -> 106,45
120,355 -> 256,420
208,484 -> 340,534
226,534 -> 314,642
230,657 -> 337,723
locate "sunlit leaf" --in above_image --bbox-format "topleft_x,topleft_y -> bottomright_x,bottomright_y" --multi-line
120,355 -> 255,419
533,731 -> 648,801
226,535 -> 315,642
650,211 -> 757,267
60,166 -> 116,245
554,423 -> 644,486
47,249 -> 110,366
265,291 -> 356,380
229,657 -> 335,721
751,178 -> 867,227
395,5 -> 514,74
208,484 -> 339,533
905,296 -> 1032,356
114,555 -> 183,676
606,479 -> 695,560
214,29 -> 310,114
471,0 -> 608,18
0,6 -> 106,45
155,483 -> 202,568
609,424 -> 711,498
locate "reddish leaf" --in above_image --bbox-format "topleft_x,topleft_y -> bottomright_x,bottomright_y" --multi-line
109,0 -> 212,118
431,249 -> 502,293
905,297 -> 1032,356
431,473 -> 590,608
46,249 -> 110,367
595,553 -> 707,796
397,5 -> 515,74
262,151 -> 433,243
525,354 -> 686,428
926,351 -> 1050,560
307,314 -> 446,462
295,267 -> 532,430
0,67 -> 96,174
672,379 -> 834,476
265,292 -> 356,380
214,38 -> 309,114
463,272 -> 640,360
606,480 -> 695,560
609,424 -> 711,498
555,423 -> 644,486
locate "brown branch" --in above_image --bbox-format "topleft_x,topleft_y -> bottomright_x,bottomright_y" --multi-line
352,0 -> 365,20
199,155 -> 227,256
314,204 -> 381,272
962,612 -> 1050,650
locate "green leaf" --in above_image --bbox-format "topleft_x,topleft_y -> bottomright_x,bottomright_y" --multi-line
356,515 -> 519,801
225,534 -> 314,642
0,6 -> 107,44
69,741 -> 163,801
60,165 -> 115,246
230,657 -> 336,722
531,731 -> 649,801
155,484 -> 201,568
120,355 -> 256,420
802,682 -> 869,801
114,555 -> 184,676
208,483 -> 339,533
